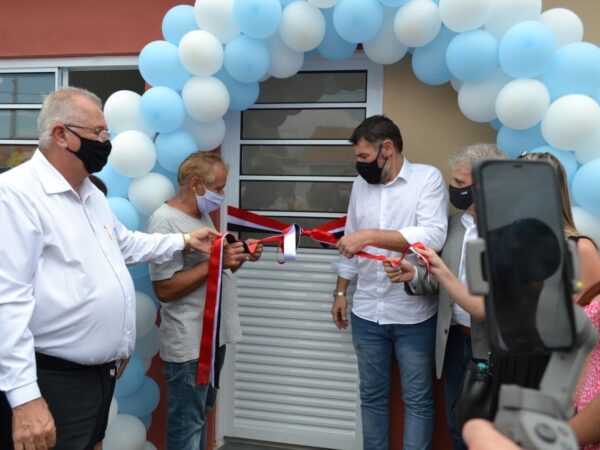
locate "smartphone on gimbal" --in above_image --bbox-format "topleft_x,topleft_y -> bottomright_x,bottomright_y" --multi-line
471,160 -> 576,354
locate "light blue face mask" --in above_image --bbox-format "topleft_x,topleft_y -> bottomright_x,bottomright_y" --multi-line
196,187 -> 225,214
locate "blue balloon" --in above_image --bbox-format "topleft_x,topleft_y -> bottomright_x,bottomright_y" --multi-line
499,21 -> 555,78
531,145 -> 578,183
381,0 -> 409,5
542,42 -> 600,100
224,35 -> 270,83
117,377 -> 160,418
412,27 -> 456,86
572,159 -> 600,216
139,414 -> 153,431
155,130 -> 197,173
333,0 -> 384,44
162,5 -> 199,45
496,124 -> 547,158
317,8 -> 357,61
140,87 -> 186,133
96,161 -> 131,197
489,119 -> 503,131
280,0 -> 295,5
216,69 -> 260,112
139,41 -> 191,91
233,0 -> 282,39
128,263 -> 149,279
108,197 -> 141,231
133,275 -> 160,308
114,355 -> 145,397
446,30 -> 498,82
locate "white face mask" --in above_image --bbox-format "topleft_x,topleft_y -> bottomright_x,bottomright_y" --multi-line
196,187 -> 225,214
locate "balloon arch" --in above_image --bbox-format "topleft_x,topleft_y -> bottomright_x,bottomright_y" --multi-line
98,1 -> 600,448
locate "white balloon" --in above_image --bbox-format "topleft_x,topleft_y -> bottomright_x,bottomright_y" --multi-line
264,33 -> 304,79
194,0 -> 239,44
458,69 -> 511,123
107,397 -> 119,429
364,7 -> 409,65
135,292 -> 157,339
495,79 -> 550,130
279,1 -> 326,52
110,130 -> 156,178
540,8 -> 584,48
182,116 -> 226,151
394,0 -> 442,48
128,172 -> 176,216
142,442 -> 158,450
182,77 -> 230,122
574,128 -> 600,164
439,0 -> 494,32
103,414 -> 146,450
104,91 -> 154,138
134,325 -> 160,361
484,0 -> 542,39
308,0 -> 337,7
178,30 -> 224,76
541,95 -> 600,151
450,77 -> 463,93
572,206 -> 600,247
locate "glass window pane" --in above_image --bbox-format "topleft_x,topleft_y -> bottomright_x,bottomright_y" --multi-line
0,73 -> 54,104
235,216 -> 342,249
69,70 -> 146,105
242,108 -> 365,140
241,145 -> 357,176
240,181 -> 351,213
0,145 -> 36,173
258,71 -> 366,104
0,110 -> 39,140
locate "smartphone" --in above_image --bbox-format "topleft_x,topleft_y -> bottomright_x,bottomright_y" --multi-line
472,160 -> 576,353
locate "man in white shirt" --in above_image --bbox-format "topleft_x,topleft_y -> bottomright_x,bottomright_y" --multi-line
0,87 -> 217,450
386,144 -> 507,449
331,115 -> 448,450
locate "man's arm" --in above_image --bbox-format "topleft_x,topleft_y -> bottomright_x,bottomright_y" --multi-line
0,187 -> 56,448
569,392 -> 600,446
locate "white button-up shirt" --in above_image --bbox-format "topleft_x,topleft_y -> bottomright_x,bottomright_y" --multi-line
338,158 -> 448,324
0,151 -> 185,408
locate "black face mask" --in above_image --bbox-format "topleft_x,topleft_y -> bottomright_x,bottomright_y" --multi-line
65,128 -> 112,174
449,184 -> 473,210
356,145 -> 386,185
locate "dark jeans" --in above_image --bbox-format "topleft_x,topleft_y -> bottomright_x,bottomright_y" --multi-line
351,313 -> 436,450
443,326 -> 473,450
163,346 -> 226,450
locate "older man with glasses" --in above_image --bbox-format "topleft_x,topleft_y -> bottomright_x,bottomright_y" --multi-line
0,87 -> 218,450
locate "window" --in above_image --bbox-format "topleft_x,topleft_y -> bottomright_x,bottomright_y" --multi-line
225,61 -> 382,247
0,71 -> 57,173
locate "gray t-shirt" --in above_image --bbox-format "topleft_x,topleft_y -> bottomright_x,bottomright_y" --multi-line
147,203 -> 242,363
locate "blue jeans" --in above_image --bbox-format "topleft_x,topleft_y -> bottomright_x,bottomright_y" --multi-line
442,326 -> 472,450
351,313 -> 436,450
163,346 -> 226,450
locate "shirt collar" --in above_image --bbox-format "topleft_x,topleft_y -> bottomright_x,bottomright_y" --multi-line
386,156 -> 412,186
31,149 -> 93,199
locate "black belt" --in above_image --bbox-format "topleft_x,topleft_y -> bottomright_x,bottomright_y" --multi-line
35,353 -> 115,372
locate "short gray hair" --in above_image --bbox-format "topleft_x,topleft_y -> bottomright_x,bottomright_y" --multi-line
37,87 -> 102,149
448,143 -> 507,169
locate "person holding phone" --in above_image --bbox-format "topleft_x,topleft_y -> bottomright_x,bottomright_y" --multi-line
385,143 -> 506,450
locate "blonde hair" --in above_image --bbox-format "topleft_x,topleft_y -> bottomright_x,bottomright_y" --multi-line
177,151 -> 228,186
518,152 -> 579,239
37,87 -> 102,149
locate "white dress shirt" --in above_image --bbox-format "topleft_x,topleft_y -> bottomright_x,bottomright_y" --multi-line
337,158 -> 448,324
0,151 -> 185,408
453,212 -> 478,327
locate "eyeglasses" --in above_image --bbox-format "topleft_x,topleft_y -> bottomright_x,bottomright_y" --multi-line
65,124 -> 110,143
